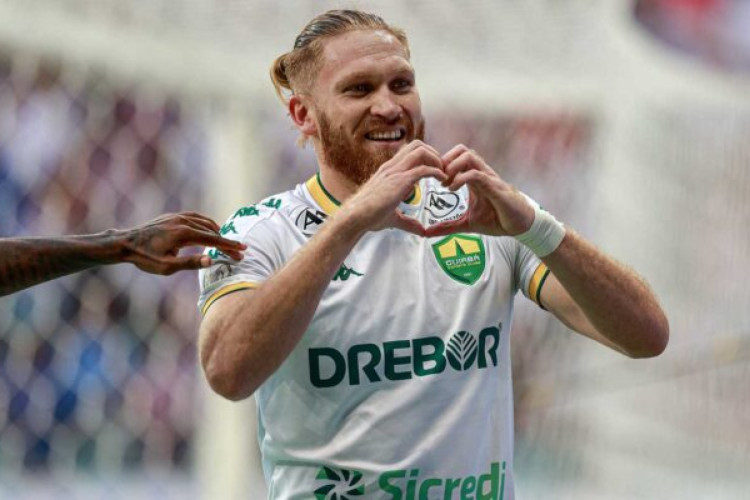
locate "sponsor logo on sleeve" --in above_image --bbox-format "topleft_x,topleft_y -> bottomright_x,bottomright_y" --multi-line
202,262 -> 233,289
295,208 -> 328,236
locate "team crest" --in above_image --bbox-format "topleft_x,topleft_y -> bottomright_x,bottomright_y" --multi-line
432,235 -> 486,285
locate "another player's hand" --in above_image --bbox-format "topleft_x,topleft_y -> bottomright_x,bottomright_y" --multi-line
342,140 -> 447,235
424,145 -> 534,238
120,212 -> 246,275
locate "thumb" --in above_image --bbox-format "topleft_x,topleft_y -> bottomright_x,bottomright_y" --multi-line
423,216 -> 469,238
391,212 -> 426,236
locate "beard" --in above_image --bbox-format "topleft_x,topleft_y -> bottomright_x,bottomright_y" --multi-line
317,111 -> 426,186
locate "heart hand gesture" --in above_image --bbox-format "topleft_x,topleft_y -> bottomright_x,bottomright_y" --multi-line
424,145 -> 535,238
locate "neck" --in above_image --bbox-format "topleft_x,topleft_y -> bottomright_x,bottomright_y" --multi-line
317,164 -> 361,204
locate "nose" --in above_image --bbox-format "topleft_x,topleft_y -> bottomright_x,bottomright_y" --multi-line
370,88 -> 401,122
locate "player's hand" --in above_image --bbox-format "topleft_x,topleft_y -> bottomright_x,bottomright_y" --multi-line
119,212 -> 247,275
342,140 -> 447,235
424,145 -> 534,238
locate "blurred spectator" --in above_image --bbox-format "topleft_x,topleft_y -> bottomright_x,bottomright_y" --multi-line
635,0 -> 750,72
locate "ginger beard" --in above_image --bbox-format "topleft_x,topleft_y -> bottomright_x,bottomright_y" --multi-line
317,111 -> 426,186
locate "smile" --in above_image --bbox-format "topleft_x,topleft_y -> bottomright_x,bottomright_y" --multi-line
365,129 -> 406,141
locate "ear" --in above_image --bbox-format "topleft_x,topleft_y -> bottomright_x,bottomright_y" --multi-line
289,95 -> 318,137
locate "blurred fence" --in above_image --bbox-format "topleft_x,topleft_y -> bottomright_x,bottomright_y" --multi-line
0,56 -> 206,498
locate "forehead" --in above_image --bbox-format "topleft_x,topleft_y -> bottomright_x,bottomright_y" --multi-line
316,29 -> 412,86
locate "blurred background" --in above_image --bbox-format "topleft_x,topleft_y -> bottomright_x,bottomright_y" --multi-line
0,0 -> 748,498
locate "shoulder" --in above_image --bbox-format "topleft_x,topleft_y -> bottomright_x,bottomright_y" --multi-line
219,187 -> 309,238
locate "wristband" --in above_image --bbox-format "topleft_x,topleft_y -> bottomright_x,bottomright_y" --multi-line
515,197 -> 565,257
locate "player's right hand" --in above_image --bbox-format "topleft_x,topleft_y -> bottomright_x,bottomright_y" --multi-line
339,140 -> 446,235
120,212 -> 247,275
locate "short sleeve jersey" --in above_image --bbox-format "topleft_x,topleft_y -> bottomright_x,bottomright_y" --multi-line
198,174 -> 550,500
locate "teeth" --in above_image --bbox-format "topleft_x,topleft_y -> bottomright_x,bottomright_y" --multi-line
368,130 -> 403,141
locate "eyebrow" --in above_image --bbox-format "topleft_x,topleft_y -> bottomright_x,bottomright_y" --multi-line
335,66 -> 415,91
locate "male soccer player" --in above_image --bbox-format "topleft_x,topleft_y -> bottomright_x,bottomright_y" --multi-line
1,211 -> 245,297
198,10 -> 669,499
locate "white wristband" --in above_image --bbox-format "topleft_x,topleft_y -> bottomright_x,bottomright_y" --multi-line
515,198 -> 565,257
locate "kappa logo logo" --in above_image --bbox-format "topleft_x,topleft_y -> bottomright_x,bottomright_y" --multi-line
296,208 -> 327,235
425,190 -> 461,219
314,466 -> 365,499
333,264 -> 363,282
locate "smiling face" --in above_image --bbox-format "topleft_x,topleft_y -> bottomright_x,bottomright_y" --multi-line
293,29 -> 425,185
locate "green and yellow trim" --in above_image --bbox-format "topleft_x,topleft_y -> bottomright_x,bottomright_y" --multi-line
403,183 -> 422,206
306,172 -> 422,215
306,173 -> 341,215
528,264 -> 551,310
201,282 -> 258,316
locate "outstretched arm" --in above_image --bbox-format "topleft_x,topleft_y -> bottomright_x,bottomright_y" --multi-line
425,145 -> 669,358
539,231 -> 668,357
0,212 -> 246,297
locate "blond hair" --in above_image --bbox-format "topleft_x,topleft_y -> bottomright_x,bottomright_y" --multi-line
270,10 -> 410,106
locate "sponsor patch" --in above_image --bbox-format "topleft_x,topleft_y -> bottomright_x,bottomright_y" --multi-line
425,190 -> 462,219
295,207 -> 327,236
202,262 -> 233,288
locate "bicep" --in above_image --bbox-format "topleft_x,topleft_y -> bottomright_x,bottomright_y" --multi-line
198,288 -> 257,368
539,272 -> 626,354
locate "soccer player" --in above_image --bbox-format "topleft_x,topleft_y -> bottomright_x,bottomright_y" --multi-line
198,10 -> 669,499
1,212 -> 245,297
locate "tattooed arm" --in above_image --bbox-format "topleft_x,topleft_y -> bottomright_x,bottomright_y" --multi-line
0,212 -> 246,297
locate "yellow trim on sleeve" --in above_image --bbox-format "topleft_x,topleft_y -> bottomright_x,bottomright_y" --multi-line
528,264 -> 550,309
201,282 -> 258,316
404,183 -> 422,206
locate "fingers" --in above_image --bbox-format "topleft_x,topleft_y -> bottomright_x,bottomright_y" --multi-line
382,141 -> 443,175
173,212 -> 223,233
447,168 -> 493,193
391,211 -> 426,236
399,146 -> 444,174
395,140 -> 442,163
405,165 -> 448,185
154,254 -> 208,275
176,228 -> 246,260
423,215 -> 470,238
442,144 -> 471,166
442,146 -> 499,190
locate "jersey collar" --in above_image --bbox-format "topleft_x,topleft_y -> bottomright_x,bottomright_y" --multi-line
305,172 -> 422,216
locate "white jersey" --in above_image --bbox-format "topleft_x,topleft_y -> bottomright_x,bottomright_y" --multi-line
198,174 -> 550,500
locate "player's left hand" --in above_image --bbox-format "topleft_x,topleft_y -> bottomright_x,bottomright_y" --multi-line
424,145 -> 535,238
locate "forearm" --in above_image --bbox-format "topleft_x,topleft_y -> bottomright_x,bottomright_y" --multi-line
0,232 -> 125,296
200,210 -> 368,400
542,230 -> 669,357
